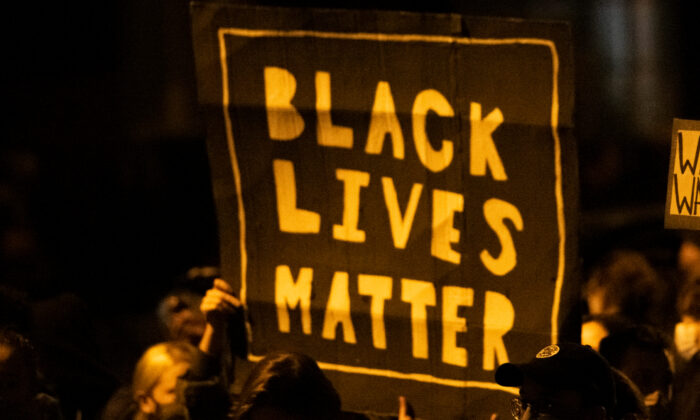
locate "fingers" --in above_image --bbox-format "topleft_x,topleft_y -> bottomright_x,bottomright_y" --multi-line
200,289 -> 241,315
200,300 -> 231,315
213,278 -> 234,293
206,284 -> 241,307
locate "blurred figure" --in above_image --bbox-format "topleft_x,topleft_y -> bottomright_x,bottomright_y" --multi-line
584,250 -> 666,327
0,328 -> 63,419
581,314 -> 634,351
677,232 -> 700,281
32,292 -> 119,419
157,290 -> 207,346
231,351 -> 341,420
598,325 -> 672,420
102,341 -> 199,420
495,343 -> 616,420
102,278 -> 241,420
132,341 -> 197,420
157,266 -> 222,346
673,275 -> 700,363
2,282 -> 118,419
672,275 -> 700,420
128,339 -> 231,420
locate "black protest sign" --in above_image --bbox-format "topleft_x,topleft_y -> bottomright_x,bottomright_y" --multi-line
191,4 -> 577,418
665,118 -> 700,230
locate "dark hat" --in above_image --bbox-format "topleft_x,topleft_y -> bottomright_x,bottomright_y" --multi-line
495,343 -> 616,412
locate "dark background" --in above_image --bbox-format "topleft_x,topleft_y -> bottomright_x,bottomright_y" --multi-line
1,0 -> 698,414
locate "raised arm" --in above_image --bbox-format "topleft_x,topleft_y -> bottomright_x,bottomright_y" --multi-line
198,278 -> 241,356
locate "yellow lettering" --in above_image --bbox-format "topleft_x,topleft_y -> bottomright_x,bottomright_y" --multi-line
365,81 -> 405,159
411,89 -> 454,172
401,278 -> 436,359
322,271 -> 357,343
333,169 -> 370,242
358,274 -> 393,349
469,102 -> 507,180
381,177 -> 423,249
480,198 -> 523,276
273,159 -> 321,233
431,189 -> 464,264
264,67 -> 305,140
482,291 -> 514,370
316,71 -> 353,148
275,265 -> 313,334
442,286 -> 473,367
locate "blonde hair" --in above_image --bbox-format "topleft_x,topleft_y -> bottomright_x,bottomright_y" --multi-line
132,340 -> 197,401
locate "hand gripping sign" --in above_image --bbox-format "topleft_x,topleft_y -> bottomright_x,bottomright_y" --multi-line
191,4 -> 578,418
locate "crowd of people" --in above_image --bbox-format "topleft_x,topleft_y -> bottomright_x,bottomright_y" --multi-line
1,233 -> 699,419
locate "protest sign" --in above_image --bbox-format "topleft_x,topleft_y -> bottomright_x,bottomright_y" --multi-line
665,118 -> 700,230
191,3 -> 577,418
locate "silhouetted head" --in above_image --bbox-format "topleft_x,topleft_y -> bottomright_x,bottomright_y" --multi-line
582,314 -> 635,351
585,250 -> 665,326
233,351 -> 341,420
496,343 -> 616,420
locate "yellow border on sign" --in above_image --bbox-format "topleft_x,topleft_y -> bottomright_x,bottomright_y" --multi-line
247,352 -> 518,394
217,28 -> 564,392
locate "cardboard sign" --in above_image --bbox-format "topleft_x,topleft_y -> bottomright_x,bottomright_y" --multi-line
665,118 -> 700,230
191,3 -> 577,418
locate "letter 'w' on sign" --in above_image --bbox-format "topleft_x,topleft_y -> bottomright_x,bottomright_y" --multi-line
673,174 -> 697,215
677,131 -> 700,175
